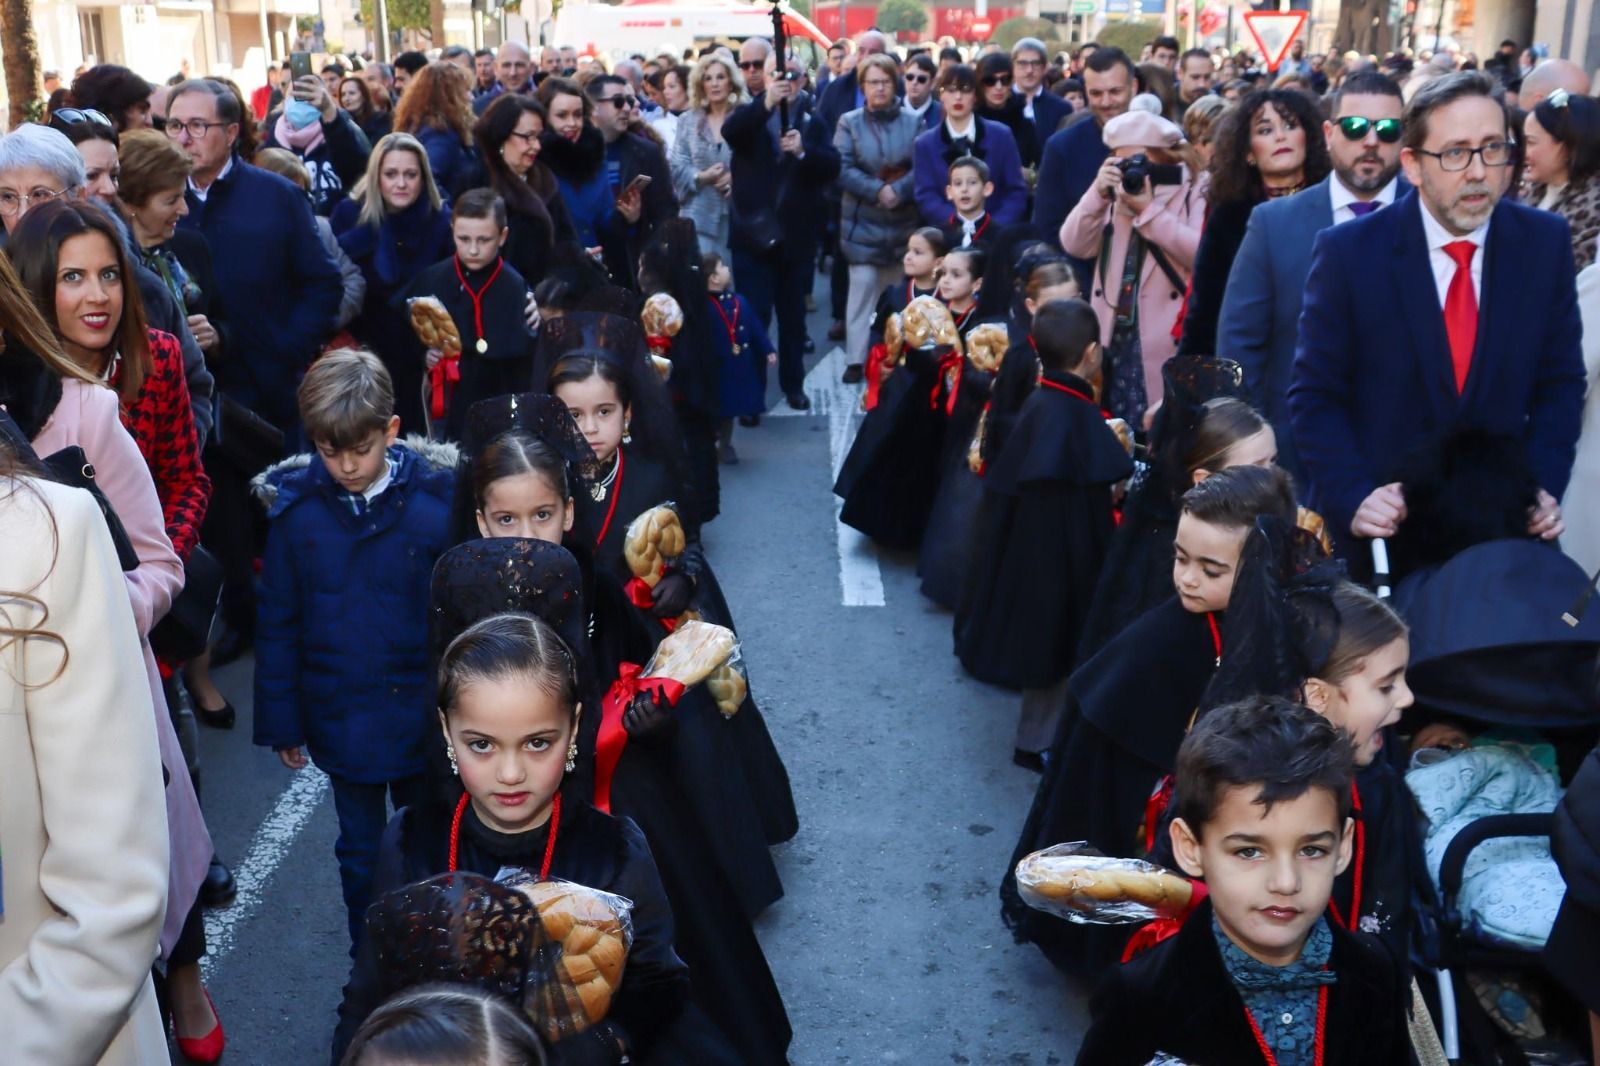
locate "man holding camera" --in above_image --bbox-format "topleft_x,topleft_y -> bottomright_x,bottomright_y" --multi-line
1058,105 -> 1204,428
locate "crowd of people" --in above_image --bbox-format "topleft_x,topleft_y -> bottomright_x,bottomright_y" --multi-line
0,23 -> 1599,1066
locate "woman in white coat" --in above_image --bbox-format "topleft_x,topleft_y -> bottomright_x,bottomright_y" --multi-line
0,456 -> 171,1063
1563,259 -> 1600,574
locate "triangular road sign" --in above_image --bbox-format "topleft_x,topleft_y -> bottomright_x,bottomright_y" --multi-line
1243,10 -> 1309,72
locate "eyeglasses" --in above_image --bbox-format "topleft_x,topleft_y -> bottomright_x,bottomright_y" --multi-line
1335,116 -> 1403,143
738,61 -> 765,70
982,74 -> 1013,87
0,186 -> 68,216
598,94 -> 637,109
1412,141 -> 1514,171
165,118 -> 230,138
50,107 -> 113,129
1013,57 -> 1045,68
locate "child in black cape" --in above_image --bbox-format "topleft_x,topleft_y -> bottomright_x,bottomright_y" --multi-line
403,189 -> 538,440
424,537 -> 793,1066
954,300 -> 1133,762
938,155 -> 1000,252
333,611 -> 744,1065
977,253 -> 1082,472
858,226 -> 946,406
999,464 -> 1300,976
1076,696 -> 1409,1065
537,316 -> 799,857
916,245 -> 1001,607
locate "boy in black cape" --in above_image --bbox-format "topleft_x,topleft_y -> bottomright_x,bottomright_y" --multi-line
954,299 -> 1132,754
1076,696 -> 1408,1065
402,188 -> 537,440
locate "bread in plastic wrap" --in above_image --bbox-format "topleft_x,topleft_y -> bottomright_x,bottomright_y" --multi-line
883,311 -> 905,368
642,619 -> 737,689
409,296 -> 461,357
900,295 -> 961,353
964,322 -> 1009,374
1015,843 -> 1193,924
622,504 -> 687,588
640,292 -> 684,339
504,876 -> 634,1039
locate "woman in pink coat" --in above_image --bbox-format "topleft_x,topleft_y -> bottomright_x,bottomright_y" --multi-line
1059,96 -> 1206,429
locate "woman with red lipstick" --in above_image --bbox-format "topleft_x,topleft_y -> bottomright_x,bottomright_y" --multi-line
1178,89 -> 1329,359
4,203 -> 224,1062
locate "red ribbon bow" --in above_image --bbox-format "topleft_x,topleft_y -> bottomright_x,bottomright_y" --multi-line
622,564 -> 680,633
429,353 -> 460,419
863,343 -> 889,411
593,663 -> 687,814
645,334 -> 673,355
931,349 -> 963,415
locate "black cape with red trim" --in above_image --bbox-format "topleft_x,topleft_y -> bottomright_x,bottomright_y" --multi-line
953,371 -> 1132,689
834,345 -> 948,549
1000,596 -> 1219,975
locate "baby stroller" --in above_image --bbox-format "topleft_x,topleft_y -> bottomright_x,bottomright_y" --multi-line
1388,538 -> 1600,1066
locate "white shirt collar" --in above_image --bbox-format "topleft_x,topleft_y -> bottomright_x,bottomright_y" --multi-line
945,116 -> 976,140
361,457 -> 396,503
188,155 -> 234,200
1328,173 -> 1400,216
1416,191 -> 1491,253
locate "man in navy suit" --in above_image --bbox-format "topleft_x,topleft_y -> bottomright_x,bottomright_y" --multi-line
1219,72 -> 1408,479
1289,71 -> 1583,559
1011,37 -> 1073,147
1034,47 -> 1136,273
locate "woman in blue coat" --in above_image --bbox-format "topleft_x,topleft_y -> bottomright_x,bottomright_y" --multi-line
912,64 -> 1028,227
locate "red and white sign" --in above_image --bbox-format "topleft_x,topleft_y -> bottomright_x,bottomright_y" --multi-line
1242,10 -> 1308,72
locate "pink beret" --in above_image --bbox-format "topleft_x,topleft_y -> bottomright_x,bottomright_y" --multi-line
1102,108 -> 1185,151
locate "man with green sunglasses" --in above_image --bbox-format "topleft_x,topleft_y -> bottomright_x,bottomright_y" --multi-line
1217,71 -> 1407,479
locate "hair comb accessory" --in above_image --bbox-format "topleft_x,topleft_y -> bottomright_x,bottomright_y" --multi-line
1549,87 -> 1572,109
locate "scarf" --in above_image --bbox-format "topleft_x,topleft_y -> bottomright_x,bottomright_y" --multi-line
137,243 -> 196,312
274,110 -> 326,154
539,124 -> 607,183
372,199 -> 452,289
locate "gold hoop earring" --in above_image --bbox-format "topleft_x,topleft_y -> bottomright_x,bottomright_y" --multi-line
446,745 -> 459,775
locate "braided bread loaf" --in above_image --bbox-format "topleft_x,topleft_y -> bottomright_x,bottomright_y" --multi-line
622,506 -> 687,588
642,620 -> 736,689
964,322 -> 1009,374
640,292 -> 684,339
518,881 -> 630,1035
409,297 -> 461,357
883,311 -> 905,368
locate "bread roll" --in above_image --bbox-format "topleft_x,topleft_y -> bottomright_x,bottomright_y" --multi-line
641,292 -> 684,339
705,662 -> 747,718
516,881 -> 632,1035
1015,851 -> 1193,916
409,297 -> 461,357
642,620 -> 736,688
965,322 -> 1009,373
622,506 -> 687,587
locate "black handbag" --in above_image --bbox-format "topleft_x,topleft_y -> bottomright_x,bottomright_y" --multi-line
214,394 -> 285,475
151,544 -> 223,661
737,208 -> 784,253
0,410 -> 140,571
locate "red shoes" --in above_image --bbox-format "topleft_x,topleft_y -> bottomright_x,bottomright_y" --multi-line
175,988 -> 225,1064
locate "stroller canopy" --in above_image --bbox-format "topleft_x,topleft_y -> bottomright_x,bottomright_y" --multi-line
1391,539 -> 1600,728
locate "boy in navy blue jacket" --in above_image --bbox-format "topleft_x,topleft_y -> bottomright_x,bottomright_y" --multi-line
251,348 -> 457,952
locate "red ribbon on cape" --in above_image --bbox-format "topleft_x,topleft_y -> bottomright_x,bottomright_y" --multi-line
931,350 -> 963,415
429,353 -> 460,419
863,343 -> 889,411
1120,881 -> 1208,962
621,571 -> 681,633
593,663 -> 686,814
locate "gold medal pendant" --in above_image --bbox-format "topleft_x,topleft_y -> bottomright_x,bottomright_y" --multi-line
476,338 -> 489,355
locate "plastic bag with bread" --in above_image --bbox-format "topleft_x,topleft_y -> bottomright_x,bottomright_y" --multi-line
964,322 -> 1009,374
1015,842 -> 1193,925
640,293 -> 682,382
641,619 -> 737,691
500,874 -> 636,1042
622,504 -> 687,588
408,296 -> 462,357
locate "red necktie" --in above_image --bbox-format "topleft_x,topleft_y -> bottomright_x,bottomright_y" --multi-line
1442,240 -> 1478,393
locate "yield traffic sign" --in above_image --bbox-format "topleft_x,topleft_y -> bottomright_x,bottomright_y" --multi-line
1242,10 -> 1309,72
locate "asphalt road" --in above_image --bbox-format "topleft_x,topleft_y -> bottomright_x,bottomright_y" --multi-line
195,270 -> 1089,1064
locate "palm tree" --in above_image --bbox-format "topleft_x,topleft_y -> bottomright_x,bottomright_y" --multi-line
2,0 -> 42,127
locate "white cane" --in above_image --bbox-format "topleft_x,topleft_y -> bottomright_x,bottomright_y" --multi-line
1371,539 -> 1392,600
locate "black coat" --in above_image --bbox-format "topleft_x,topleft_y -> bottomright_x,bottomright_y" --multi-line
1547,742 -> 1600,1012
262,108 -> 373,216
1179,197 -> 1256,359
979,95 -> 1040,170
834,344 -> 948,549
723,92 -> 842,262
1076,898 -> 1409,1066
955,371 -> 1131,689
602,131 -> 678,289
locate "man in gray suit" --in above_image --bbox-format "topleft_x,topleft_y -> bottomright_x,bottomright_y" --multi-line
1217,71 -> 1407,478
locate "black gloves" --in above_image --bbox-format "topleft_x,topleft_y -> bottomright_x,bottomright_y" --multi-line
649,572 -> 694,618
622,687 -> 676,745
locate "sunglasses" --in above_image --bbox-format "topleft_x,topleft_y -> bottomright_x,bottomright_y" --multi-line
600,94 -> 638,109
51,107 -> 114,129
982,75 -> 1013,87
738,61 -> 765,70
1336,116 -> 1403,143
905,73 -> 931,84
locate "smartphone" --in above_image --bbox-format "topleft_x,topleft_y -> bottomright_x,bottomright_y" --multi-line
289,52 -> 313,82
623,174 -> 653,196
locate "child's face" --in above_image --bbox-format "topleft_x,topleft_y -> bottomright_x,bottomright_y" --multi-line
1194,426 -> 1278,483
475,471 -> 574,543
554,373 -> 629,466
938,255 -> 980,306
454,216 -> 507,271
1171,785 -> 1353,967
707,260 -> 732,292
902,236 -> 940,281
440,673 -> 576,835
314,417 -> 400,496
1305,636 -> 1413,766
1023,280 -> 1081,316
945,168 -> 993,216
1172,513 -> 1250,614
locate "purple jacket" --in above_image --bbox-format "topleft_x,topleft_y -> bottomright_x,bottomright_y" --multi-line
912,117 -> 1027,228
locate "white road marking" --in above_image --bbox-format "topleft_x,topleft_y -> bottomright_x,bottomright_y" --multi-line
772,346 -> 885,606
201,763 -> 331,979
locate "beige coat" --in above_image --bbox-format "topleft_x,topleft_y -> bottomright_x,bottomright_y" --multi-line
0,477 -> 171,1064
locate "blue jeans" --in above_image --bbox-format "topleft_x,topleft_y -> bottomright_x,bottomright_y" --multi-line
329,772 -> 425,954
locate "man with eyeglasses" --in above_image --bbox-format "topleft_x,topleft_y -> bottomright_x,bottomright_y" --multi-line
166,78 -> 342,437
1218,73 -> 1407,480
1290,70 -> 1585,569
1011,37 -> 1071,147
584,74 -> 677,288
472,41 -> 536,116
